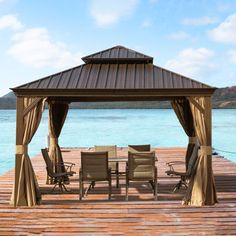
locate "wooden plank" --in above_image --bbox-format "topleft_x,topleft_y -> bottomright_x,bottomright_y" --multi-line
0,147 -> 236,235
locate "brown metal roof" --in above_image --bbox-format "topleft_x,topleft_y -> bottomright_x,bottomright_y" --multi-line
82,45 -> 153,63
15,63 -> 211,90
12,45 -> 216,98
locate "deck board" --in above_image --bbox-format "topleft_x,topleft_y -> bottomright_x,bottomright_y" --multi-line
0,147 -> 236,235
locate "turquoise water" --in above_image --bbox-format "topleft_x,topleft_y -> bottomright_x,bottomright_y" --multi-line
0,109 -> 236,175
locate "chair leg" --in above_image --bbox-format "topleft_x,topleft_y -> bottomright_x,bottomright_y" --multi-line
79,171 -> 83,200
182,181 -> 188,189
58,181 -> 64,193
91,181 -> 96,189
62,183 -> 69,192
172,180 -> 182,193
108,172 -> 112,200
85,181 -> 96,197
149,180 -> 154,190
126,165 -> 129,201
172,176 -> 188,193
125,179 -> 129,201
154,167 -> 157,200
51,182 -> 59,193
126,180 -> 129,201
116,162 -> 119,188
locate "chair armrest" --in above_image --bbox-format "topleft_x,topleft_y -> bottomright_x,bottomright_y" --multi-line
57,162 -> 75,172
165,169 -> 187,177
166,161 -> 185,172
63,162 -> 75,166
166,161 -> 185,166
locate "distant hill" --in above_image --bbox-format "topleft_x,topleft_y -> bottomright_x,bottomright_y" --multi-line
2,92 -> 16,98
212,86 -> 236,108
0,92 -> 16,109
1,86 -> 236,109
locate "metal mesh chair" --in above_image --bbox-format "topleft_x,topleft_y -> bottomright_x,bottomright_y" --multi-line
41,148 -> 75,192
128,144 -> 151,152
95,145 -> 119,188
126,151 -> 157,201
166,144 -> 199,192
79,151 -> 112,200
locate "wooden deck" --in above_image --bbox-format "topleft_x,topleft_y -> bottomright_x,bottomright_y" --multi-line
0,147 -> 236,235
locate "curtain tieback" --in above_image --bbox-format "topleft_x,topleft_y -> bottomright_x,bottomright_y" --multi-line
199,146 -> 212,155
50,137 -> 58,145
16,145 -> 28,155
188,136 -> 197,144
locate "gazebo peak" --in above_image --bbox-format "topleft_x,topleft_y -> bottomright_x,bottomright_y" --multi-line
82,45 -> 153,64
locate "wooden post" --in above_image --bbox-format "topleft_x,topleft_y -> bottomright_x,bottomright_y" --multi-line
204,96 -> 215,204
14,97 -> 24,206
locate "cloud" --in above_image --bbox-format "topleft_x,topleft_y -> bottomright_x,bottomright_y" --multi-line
141,18 -> 152,28
168,31 -> 190,40
228,50 -> 236,63
208,13 -> 236,43
0,14 -> 23,30
182,16 -> 217,26
217,3 -> 231,12
90,0 -> 139,27
166,48 -> 215,78
8,27 -> 82,69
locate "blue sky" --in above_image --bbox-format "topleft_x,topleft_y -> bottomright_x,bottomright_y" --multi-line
0,0 -> 236,96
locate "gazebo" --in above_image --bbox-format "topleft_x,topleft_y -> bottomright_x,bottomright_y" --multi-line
11,45 -> 217,207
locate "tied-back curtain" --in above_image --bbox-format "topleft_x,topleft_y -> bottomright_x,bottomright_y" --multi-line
47,101 -> 69,184
171,98 -> 196,169
183,96 -> 217,206
11,97 -> 46,207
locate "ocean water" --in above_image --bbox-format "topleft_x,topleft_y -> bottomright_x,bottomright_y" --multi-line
0,109 -> 236,175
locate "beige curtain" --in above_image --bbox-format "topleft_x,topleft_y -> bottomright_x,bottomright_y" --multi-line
47,100 -> 69,184
11,97 -> 46,206
183,96 -> 218,206
171,98 -> 196,169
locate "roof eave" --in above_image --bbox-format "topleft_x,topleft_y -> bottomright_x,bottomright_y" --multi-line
11,87 -> 217,98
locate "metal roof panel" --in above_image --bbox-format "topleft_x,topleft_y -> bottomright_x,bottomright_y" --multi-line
12,46 -> 215,96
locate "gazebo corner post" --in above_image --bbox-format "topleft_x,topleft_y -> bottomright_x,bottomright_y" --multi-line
184,96 -> 218,206
11,96 -> 45,207
204,96 -> 218,205
11,96 -> 24,207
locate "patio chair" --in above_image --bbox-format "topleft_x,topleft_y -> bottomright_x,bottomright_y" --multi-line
165,144 -> 199,192
128,144 -> 151,152
126,151 -> 157,201
95,145 -> 119,188
79,151 -> 112,200
41,148 -> 76,192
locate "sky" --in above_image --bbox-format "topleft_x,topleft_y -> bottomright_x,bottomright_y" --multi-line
0,0 -> 236,96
